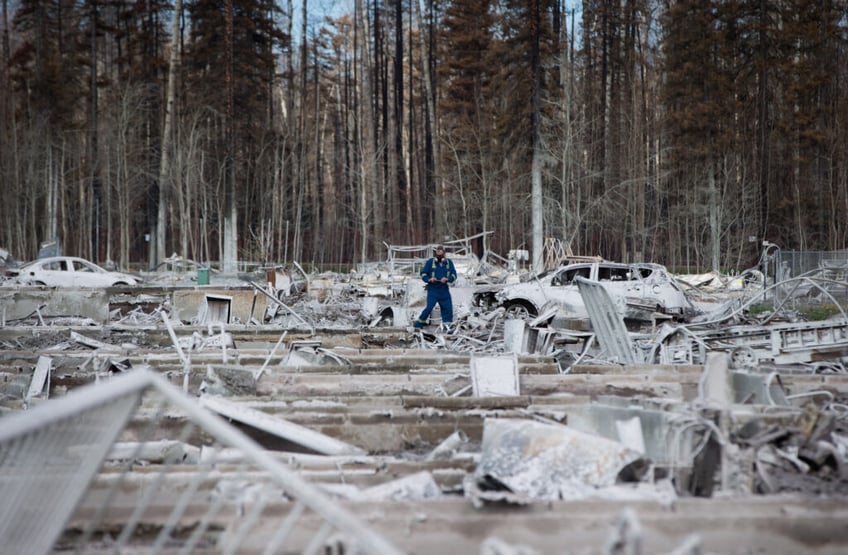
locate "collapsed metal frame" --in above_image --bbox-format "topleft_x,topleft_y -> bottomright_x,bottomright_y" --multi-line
573,271 -> 848,371
657,276 -> 848,368
0,369 -> 403,555
383,231 -> 498,275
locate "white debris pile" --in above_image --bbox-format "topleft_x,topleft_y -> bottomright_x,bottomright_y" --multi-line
738,401 -> 848,495
468,418 -> 648,503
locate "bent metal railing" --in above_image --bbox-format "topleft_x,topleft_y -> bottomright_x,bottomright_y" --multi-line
0,369 -> 404,555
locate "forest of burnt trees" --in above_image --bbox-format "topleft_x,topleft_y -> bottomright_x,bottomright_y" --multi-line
0,0 -> 846,273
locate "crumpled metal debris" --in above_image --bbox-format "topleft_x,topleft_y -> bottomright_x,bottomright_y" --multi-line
356,471 -> 442,502
425,430 -> 469,461
471,418 -> 647,501
282,340 -> 351,367
741,401 -> 848,495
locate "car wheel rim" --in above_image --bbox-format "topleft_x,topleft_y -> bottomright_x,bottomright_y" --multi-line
505,304 -> 531,319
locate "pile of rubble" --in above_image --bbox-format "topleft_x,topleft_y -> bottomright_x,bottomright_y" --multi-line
1,241 -> 848,554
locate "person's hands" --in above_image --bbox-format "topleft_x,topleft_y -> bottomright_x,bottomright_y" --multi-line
440,277 -> 448,283
429,277 -> 437,283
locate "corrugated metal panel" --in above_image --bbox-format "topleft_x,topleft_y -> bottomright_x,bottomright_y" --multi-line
575,277 -> 640,364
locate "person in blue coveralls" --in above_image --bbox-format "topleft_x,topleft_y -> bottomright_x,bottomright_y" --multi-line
413,245 -> 457,331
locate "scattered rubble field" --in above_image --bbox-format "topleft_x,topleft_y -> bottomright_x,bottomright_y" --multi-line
2,249 -> 848,554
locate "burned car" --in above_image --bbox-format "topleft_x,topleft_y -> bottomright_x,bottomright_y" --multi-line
0,248 -> 18,277
474,261 -> 698,322
5,256 -> 140,287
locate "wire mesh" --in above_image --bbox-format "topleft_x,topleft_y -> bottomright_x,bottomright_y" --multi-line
776,249 -> 848,282
0,370 -> 404,555
0,387 -> 140,555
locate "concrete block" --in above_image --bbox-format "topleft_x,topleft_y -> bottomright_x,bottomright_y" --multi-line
0,288 -> 110,323
172,288 -> 268,324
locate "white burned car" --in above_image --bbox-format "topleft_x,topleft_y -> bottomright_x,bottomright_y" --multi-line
7,256 -> 140,287
475,261 -> 697,322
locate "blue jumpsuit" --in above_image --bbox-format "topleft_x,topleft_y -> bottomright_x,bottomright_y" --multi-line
414,256 -> 457,328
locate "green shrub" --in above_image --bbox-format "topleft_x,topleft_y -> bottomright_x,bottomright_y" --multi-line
746,304 -> 772,315
799,304 -> 842,321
